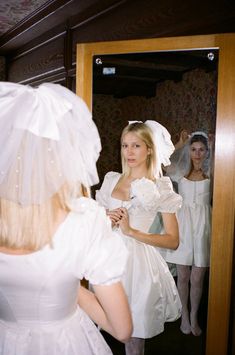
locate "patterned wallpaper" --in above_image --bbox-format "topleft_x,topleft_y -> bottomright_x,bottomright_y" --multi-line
0,0 -> 48,35
93,68 -> 217,188
0,57 -> 6,81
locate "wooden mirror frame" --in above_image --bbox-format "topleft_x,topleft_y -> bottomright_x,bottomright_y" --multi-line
76,34 -> 235,355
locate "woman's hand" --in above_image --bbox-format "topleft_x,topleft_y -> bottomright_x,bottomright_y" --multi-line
106,208 -> 122,227
180,129 -> 190,143
208,133 -> 215,149
175,129 -> 190,150
117,208 -> 132,236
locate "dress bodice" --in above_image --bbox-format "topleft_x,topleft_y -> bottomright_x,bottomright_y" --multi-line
108,195 -> 159,233
162,177 -> 212,267
0,248 -> 79,323
178,177 -> 211,206
0,198 -> 128,324
96,172 -> 182,234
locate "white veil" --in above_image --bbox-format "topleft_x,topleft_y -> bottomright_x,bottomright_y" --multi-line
0,82 -> 101,206
166,131 -> 213,182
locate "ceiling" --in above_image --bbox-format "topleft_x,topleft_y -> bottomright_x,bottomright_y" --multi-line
0,0 -> 232,96
1,0 -> 235,52
0,0 -> 48,36
93,50 -> 218,97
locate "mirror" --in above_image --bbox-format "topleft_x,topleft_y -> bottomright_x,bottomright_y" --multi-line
92,49 -> 218,355
92,49 -> 218,188
76,34 -> 235,355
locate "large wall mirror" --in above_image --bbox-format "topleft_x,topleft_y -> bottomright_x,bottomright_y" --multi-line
76,34 -> 235,355
91,49 -> 218,188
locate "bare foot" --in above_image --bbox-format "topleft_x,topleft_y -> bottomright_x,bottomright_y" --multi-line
180,314 -> 191,334
190,312 -> 202,336
191,325 -> 202,336
180,324 -> 191,335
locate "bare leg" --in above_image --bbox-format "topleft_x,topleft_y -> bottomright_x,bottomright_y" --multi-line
125,337 -> 145,355
190,266 -> 207,336
176,264 -> 191,334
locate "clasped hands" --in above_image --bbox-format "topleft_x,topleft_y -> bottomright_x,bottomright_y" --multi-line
106,207 -> 131,235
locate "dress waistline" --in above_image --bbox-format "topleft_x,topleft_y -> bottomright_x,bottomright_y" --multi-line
0,306 -> 81,332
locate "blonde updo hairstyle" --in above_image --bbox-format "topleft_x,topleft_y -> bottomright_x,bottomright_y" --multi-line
120,122 -> 157,181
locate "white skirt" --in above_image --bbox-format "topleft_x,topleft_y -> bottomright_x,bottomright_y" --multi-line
120,234 -> 182,338
0,308 -> 112,355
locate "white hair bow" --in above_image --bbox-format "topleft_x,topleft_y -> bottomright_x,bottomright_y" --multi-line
0,82 -> 101,205
128,120 -> 175,177
1,82 -> 72,141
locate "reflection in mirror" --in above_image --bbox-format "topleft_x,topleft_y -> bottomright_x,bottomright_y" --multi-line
92,49 -> 218,354
93,50 -> 218,185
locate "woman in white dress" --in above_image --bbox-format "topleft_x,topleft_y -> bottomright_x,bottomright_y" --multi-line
0,82 -> 133,355
163,130 -> 213,336
96,121 -> 182,355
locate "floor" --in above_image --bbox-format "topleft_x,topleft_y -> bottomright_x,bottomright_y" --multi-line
102,318 -> 206,355
102,274 -> 209,355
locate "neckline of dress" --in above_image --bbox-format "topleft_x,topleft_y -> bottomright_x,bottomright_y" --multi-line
110,195 -> 131,202
183,176 -> 209,182
110,173 -> 131,202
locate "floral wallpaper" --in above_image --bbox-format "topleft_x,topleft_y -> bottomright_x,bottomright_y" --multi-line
0,57 -> 6,81
93,68 -> 217,190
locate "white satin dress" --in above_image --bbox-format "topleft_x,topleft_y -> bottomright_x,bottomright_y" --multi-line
161,177 -> 211,267
0,198 -> 128,355
96,172 -> 182,338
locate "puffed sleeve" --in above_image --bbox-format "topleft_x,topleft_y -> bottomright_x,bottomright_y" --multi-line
70,197 -> 128,285
95,171 -> 120,208
156,176 -> 182,213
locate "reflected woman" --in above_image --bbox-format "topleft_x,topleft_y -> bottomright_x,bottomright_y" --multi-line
96,121 -> 182,355
163,130 -> 213,336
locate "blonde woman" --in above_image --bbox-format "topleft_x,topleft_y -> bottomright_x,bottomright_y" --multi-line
96,121 -> 182,355
0,82 -> 132,355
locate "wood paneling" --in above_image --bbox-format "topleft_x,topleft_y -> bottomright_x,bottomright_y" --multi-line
2,0 -> 235,86
8,34 -> 65,83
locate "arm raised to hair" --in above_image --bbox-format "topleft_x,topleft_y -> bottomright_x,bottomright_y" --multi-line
77,282 -> 133,343
174,129 -> 190,150
117,208 -> 179,250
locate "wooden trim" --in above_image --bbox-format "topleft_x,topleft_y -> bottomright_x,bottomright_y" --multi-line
76,34 -> 218,109
9,28 -> 66,61
18,70 -> 66,86
76,33 -> 235,355
76,43 -> 93,103
70,0 -> 127,30
205,33 -> 235,355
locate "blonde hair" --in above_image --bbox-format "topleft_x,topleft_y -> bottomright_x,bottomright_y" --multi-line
0,182 -> 89,251
121,122 -> 157,180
